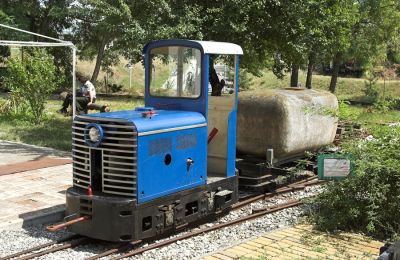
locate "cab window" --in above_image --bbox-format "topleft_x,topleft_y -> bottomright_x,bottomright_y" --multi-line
149,46 -> 201,98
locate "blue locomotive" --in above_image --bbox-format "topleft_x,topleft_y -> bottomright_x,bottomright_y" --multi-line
66,40 -> 243,242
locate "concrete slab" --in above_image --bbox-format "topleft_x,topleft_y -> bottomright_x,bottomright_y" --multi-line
0,140 -> 72,229
0,163 -> 71,229
0,140 -> 70,166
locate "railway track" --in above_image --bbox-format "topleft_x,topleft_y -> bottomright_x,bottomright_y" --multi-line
0,235 -> 88,260
1,177 -> 324,260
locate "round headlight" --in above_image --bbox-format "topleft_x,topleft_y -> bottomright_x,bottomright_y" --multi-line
89,127 -> 100,142
84,123 -> 104,147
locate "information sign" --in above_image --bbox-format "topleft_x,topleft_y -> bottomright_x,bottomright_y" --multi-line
317,154 -> 354,180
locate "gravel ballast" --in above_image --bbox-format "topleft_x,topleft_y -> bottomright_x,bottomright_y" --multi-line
0,185 -> 323,260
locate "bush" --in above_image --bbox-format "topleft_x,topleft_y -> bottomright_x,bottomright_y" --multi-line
338,100 -> 360,122
363,77 -> 379,101
389,98 -> 400,110
370,98 -> 400,113
3,49 -> 60,124
309,126 -> 400,239
373,99 -> 394,113
0,67 -> 9,92
107,83 -> 123,93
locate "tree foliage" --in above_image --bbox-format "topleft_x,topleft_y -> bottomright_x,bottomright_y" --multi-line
0,0 -> 74,88
1,0 -> 400,92
3,49 -> 60,124
310,126 -> 400,239
72,0 -> 185,83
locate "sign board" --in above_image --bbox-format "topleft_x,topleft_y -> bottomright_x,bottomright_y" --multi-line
317,154 -> 354,180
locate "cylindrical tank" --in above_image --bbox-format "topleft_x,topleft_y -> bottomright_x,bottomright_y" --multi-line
236,88 -> 338,163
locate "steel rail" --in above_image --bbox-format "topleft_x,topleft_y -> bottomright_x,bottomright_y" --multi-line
85,240 -> 142,260
237,175 -> 318,202
2,177 -> 325,260
111,199 -> 303,260
16,237 -> 90,260
0,235 -> 80,260
233,177 -> 323,210
88,177 -> 325,260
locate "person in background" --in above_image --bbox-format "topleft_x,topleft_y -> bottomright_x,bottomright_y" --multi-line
78,74 -> 96,113
58,74 -> 109,115
209,66 -> 225,96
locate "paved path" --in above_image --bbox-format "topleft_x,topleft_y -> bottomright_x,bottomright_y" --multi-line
202,224 -> 383,260
0,140 -> 72,229
0,157 -> 72,176
0,140 -> 70,166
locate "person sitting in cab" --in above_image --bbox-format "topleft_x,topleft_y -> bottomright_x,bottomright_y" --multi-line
209,65 -> 225,96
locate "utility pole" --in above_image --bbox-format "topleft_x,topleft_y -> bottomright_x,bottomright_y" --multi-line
128,64 -> 133,88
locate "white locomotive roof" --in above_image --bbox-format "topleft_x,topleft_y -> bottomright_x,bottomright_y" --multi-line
143,40 -> 243,55
192,40 -> 243,55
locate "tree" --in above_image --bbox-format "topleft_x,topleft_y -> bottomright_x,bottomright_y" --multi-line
326,0 -> 400,93
349,0 -> 400,74
0,0 -> 75,88
301,0 -> 332,89
0,10 -> 14,63
195,0 -> 318,86
72,0 -> 132,83
3,49 -> 60,124
168,0 -> 286,76
72,0 -> 181,84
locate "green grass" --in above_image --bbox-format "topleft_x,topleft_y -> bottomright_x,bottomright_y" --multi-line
0,96 -> 144,151
77,59 -> 146,95
247,70 -> 400,100
340,104 -> 400,126
0,112 -> 73,151
94,96 -> 144,112
357,108 -> 400,125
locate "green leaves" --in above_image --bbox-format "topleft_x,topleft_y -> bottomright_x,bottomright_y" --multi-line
311,126 -> 400,239
3,49 -> 60,124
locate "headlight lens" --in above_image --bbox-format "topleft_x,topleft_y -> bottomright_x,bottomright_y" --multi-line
84,123 -> 104,147
89,127 -> 100,142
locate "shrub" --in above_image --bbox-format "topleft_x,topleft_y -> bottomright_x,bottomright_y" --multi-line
0,98 -> 11,113
373,99 -> 394,113
363,71 -> 379,101
389,98 -> 400,110
107,83 -> 123,93
309,126 -> 400,239
338,100 -> 360,122
3,49 -> 60,124
363,78 -> 379,100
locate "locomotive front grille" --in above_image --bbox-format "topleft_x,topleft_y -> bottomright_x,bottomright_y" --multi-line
72,116 -> 138,199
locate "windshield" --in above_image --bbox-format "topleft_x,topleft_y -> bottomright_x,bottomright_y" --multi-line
149,46 -> 201,98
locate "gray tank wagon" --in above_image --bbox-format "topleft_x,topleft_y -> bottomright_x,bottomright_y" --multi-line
236,88 -> 338,164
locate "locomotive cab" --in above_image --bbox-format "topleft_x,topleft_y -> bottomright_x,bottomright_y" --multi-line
66,40 -> 243,242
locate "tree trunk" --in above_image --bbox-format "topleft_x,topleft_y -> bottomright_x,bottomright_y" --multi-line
306,53 -> 315,89
290,64 -> 299,87
91,37 -> 108,84
329,52 -> 342,93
